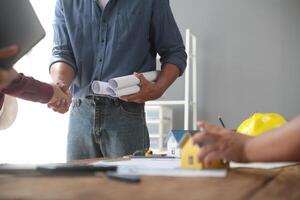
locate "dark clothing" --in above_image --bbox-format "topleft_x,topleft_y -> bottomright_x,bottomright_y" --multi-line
51,0 -> 187,98
67,97 -> 149,161
0,73 -> 53,109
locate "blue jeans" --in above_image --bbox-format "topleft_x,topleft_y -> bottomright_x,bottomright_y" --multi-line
67,96 -> 149,162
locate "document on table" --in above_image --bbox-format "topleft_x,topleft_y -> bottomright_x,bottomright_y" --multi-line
92,71 -> 160,97
230,162 -> 299,169
92,158 -> 227,178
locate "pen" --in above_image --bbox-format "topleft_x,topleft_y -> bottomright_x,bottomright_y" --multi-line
218,116 -> 226,128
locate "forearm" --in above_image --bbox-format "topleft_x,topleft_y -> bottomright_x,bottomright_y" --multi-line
3,73 -> 54,104
155,63 -> 180,94
244,116 -> 300,162
50,62 -> 75,87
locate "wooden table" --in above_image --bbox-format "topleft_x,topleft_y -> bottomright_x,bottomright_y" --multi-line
0,159 -> 299,200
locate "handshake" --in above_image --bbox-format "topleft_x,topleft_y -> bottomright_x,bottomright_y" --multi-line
48,82 -> 72,114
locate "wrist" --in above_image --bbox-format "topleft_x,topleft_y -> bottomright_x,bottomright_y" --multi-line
242,137 -> 255,162
50,62 -> 75,87
154,83 -> 166,96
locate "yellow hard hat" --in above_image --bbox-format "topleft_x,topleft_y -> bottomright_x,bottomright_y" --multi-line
237,113 -> 287,137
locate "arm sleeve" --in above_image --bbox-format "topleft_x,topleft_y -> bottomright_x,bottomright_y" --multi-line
2,74 -> 54,104
150,0 -> 187,76
50,0 -> 77,74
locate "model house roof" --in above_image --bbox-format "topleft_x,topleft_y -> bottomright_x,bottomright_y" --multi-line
178,130 -> 212,148
167,130 -> 198,143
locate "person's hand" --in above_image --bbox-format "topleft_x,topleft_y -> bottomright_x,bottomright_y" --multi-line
0,46 -> 19,89
0,68 -> 18,90
0,45 -> 18,60
47,82 -> 72,114
192,121 -> 252,165
119,72 -> 164,104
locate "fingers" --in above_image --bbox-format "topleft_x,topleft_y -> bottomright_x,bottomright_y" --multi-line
0,45 -> 19,59
193,132 -> 220,146
203,151 -> 223,167
119,72 -> 153,103
134,72 -> 148,87
193,121 -> 234,165
119,72 -> 146,102
48,84 -> 72,114
120,96 -> 144,104
198,143 -> 220,162
197,121 -> 225,134
119,72 -> 162,103
193,121 -> 226,145
119,93 -> 140,102
48,101 -> 70,114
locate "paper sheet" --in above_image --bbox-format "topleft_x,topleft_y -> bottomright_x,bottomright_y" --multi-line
108,71 -> 160,89
92,158 -> 227,178
92,71 -> 160,97
107,85 -> 140,97
230,162 -> 299,169
91,81 -> 110,96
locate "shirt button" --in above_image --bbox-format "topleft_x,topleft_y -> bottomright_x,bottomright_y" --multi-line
99,58 -> 103,62
102,39 -> 105,43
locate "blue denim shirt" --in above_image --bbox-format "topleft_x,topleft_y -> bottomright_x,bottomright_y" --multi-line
50,0 -> 187,98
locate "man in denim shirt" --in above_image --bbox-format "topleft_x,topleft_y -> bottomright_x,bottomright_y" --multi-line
49,0 -> 187,161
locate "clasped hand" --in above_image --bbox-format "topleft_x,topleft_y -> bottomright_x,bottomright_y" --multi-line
47,82 -> 72,114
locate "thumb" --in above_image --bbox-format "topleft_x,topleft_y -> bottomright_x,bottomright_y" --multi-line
134,72 -> 148,86
56,82 -> 69,93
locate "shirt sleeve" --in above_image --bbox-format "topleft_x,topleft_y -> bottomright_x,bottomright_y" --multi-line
150,0 -> 187,76
2,74 -> 54,104
50,0 -> 77,74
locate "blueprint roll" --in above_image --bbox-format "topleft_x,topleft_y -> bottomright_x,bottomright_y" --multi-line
108,71 -> 160,90
107,85 -> 140,97
92,81 -> 110,95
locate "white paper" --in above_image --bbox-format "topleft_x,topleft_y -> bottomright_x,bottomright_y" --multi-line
93,158 -> 181,169
0,164 -> 38,170
117,167 -> 227,178
91,81 -> 110,96
230,162 -> 299,169
107,85 -> 140,97
108,71 -> 160,89
92,71 -> 160,97
93,158 -> 227,178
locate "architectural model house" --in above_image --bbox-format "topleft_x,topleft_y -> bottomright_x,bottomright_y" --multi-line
178,132 -> 229,170
166,130 -> 195,157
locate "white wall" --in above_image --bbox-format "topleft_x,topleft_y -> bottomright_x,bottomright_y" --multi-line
163,0 -> 300,129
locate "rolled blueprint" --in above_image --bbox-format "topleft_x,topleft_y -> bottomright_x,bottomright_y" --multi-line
108,71 -> 160,89
107,85 -> 140,97
91,81 -> 110,96
92,71 -> 160,97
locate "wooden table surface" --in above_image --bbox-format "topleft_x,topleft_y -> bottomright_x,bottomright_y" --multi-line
0,159 -> 299,200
